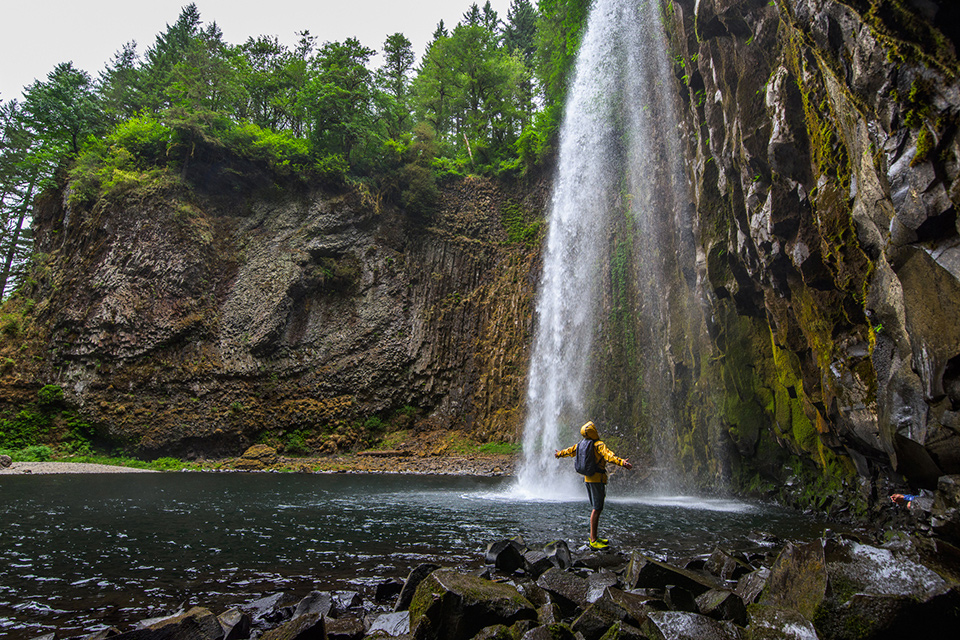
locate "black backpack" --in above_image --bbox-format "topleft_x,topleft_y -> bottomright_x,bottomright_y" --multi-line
574,438 -> 600,476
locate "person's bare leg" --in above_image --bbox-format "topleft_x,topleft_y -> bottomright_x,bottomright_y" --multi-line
590,509 -> 600,541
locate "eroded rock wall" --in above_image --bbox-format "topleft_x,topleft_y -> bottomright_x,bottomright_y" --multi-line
3,177 -> 544,456
666,0 -> 960,496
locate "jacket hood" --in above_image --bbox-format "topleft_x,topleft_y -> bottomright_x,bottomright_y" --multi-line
580,421 -> 598,440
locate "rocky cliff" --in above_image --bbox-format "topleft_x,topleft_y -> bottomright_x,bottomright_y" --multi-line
0,175 -> 546,457
660,0 -> 960,504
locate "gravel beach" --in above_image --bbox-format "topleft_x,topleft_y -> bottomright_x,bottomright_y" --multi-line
0,461 -> 158,474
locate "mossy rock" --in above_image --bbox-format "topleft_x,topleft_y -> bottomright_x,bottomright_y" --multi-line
409,568 -> 536,640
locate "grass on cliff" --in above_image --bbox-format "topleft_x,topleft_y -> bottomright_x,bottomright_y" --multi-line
0,445 -> 200,471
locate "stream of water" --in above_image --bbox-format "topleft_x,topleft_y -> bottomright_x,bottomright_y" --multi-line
0,472 -> 830,640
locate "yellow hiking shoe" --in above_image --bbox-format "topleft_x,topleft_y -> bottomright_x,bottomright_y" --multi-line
588,539 -> 609,549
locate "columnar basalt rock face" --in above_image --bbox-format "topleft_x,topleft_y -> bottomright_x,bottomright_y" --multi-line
3,177 -> 544,455
666,0 -> 960,496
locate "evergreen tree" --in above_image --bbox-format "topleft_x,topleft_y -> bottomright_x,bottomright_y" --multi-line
21,62 -> 104,156
378,33 -> 416,138
99,41 -> 144,123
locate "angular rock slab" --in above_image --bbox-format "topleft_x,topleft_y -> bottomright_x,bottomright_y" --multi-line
260,612 -> 325,640
642,611 -> 742,640
368,611 -> 410,637
409,568 -> 536,640
115,606 -> 224,640
744,605 -> 817,640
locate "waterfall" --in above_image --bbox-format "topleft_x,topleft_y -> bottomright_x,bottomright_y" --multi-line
517,0 -> 696,498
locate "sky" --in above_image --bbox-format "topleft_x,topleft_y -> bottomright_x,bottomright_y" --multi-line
0,0 -> 514,103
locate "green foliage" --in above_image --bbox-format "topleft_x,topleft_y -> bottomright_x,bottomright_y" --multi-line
501,200 -> 542,246
478,441 -> 521,455
12,444 -> 54,462
284,430 -> 310,455
364,416 -> 387,432
0,313 -> 23,337
37,384 -> 64,406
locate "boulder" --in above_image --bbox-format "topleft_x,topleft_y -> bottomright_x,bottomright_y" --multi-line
241,593 -> 286,624
332,592 -> 362,615
395,564 -> 441,612
293,592 -> 334,619
744,604 -> 817,639
117,606 -> 224,640
536,567 -> 590,614
375,579 -> 405,604
409,568 -> 536,640
368,611 -> 410,637
695,590 -> 747,626
572,602 -> 622,640
758,541 -> 827,620
626,554 -> 721,596
595,621 -> 646,640
519,624 -> 578,640
259,612 -> 325,640
218,609 -> 251,640
543,541 -> 572,570
0,454 -> 12,468
642,611 -> 742,640
523,550 -> 555,579
932,474 -> 960,543
235,445 -> 278,470
325,614 -> 365,640
734,568 -> 770,605
486,540 -> 525,574
705,548 -> 753,581
663,586 -> 698,613
599,587 -> 666,627
471,624 -> 514,640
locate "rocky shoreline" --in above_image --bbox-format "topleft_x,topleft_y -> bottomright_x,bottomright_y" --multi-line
35,529 -> 960,640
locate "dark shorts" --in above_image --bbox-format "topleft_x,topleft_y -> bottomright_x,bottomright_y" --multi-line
585,482 -> 606,512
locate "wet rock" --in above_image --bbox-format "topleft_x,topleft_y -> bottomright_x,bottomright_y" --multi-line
0,454 -> 12,468
519,624 -> 578,640
734,568 -> 770,605
572,601 -> 622,640
575,551 -> 629,572
368,611 -> 410,636
599,587 -> 666,627
695,590 -> 747,626
626,553 -> 721,596
535,603 -> 562,626
409,568 -> 536,640
326,614 -> 365,640
594,620 -> 646,640
641,611 -> 742,640
118,606 -> 224,640
543,541 -> 572,570
586,571 -> 620,603
375,579 -> 405,605
758,541 -> 827,620
471,624 -> 513,640
395,564 -> 441,612
744,604 -> 816,640
663,586 -> 698,614
536,567 -> 590,613
705,548 -> 753,581
218,608 -> 251,640
240,593 -> 289,626
260,612 -> 325,640
332,592 -> 362,615
932,474 -> 960,543
293,592 -> 334,619
523,550 -> 554,579
486,539 -> 525,574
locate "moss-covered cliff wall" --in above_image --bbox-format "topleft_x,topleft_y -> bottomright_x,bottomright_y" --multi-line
662,0 -> 960,505
0,175 -> 546,457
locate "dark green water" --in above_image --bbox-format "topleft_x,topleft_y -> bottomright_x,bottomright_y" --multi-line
1,472 -> 827,639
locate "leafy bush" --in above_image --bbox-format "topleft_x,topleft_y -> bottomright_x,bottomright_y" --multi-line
284,430 -> 310,455
0,313 -> 23,338
222,121 -> 311,173
17,445 -> 53,462
364,416 -> 386,432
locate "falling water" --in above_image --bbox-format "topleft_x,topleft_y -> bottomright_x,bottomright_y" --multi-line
518,0 -> 697,497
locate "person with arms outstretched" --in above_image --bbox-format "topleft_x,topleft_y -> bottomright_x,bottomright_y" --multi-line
555,421 -> 632,549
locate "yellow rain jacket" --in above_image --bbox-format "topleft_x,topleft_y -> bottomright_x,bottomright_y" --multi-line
556,421 -> 627,484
